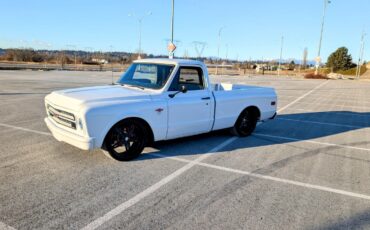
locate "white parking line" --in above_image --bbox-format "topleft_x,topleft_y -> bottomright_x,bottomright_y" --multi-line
279,95 -> 370,104
277,80 -> 329,113
284,108 -> 370,118
0,123 -> 52,136
254,133 -> 370,152
296,101 -> 370,110
276,117 -> 364,129
150,153 -> 370,201
80,137 -> 238,230
0,222 -> 17,230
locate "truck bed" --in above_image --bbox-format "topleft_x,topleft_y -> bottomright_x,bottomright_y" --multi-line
212,83 -> 271,91
210,83 -> 277,131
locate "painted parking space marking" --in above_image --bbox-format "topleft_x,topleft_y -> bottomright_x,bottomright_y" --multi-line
0,222 -> 17,230
253,133 -> 370,152
277,80 -> 330,113
294,101 -> 370,110
283,108 -> 370,118
0,122 -> 51,136
150,153 -> 370,201
276,117 -> 365,129
80,137 -> 238,230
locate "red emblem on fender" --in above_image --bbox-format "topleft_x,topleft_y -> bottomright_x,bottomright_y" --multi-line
155,108 -> 164,113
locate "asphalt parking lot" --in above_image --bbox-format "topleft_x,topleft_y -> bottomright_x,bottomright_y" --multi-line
1,70 -> 370,230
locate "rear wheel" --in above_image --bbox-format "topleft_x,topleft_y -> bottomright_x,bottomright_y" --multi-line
231,109 -> 258,137
103,120 -> 147,161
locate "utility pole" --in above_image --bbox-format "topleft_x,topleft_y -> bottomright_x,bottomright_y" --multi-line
193,41 -> 206,60
278,36 -> 284,76
315,0 -> 331,75
128,11 -> 152,59
216,26 -> 225,75
183,49 -> 189,59
356,30 -> 366,79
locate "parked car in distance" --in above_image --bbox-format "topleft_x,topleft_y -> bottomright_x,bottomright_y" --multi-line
45,59 -> 277,161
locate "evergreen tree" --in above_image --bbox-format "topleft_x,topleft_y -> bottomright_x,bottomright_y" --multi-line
326,47 -> 353,72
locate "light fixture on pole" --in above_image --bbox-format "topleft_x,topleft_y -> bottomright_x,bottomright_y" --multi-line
128,11 -> 152,60
315,0 -> 331,75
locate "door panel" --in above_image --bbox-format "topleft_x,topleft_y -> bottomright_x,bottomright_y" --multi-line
167,90 -> 213,139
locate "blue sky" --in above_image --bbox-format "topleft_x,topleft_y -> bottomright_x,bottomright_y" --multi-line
0,0 -> 369,62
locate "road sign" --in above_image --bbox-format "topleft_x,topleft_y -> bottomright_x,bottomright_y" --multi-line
315,56 -> 321,63
167,42 -> 176,52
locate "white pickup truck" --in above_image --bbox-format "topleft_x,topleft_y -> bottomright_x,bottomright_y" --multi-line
45,59 -> 277,161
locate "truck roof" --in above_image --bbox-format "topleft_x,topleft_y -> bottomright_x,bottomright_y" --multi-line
134,58 -> 204,66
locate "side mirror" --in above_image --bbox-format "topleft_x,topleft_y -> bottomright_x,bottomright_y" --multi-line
169,85 -> 188,98
180,85 -> 188,93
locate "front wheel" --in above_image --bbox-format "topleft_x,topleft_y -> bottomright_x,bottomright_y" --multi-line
103,120 -> 147,161
231,110 -> 258,137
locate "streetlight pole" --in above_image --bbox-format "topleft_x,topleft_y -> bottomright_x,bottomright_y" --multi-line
315,0 -> 331,75
169,0 -> 175,59
225,44 -> 229,61
356,30 -> 366,79
216,26 -> 225,75
138,19 -> 142,59
278,36 -> 284,76
129,11 -> 152,59
109,45 -> 114,84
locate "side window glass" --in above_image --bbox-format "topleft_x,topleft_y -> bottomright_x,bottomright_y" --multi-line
169,67 -> 204,91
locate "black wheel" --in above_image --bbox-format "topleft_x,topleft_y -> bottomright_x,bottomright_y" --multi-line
103,120 -> 147,161
231,109 -> 258,137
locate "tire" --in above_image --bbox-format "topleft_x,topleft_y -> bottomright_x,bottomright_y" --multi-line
103,120 -> 147,161
231,109 -> 258,137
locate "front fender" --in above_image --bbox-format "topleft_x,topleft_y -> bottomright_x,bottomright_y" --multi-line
82,100 -> 167,149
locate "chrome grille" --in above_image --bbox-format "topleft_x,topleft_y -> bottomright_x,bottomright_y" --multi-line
47,104 -> 76,129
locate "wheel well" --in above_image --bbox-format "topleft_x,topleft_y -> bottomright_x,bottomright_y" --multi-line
102,117 -> 155,148
243,106 -> 261,120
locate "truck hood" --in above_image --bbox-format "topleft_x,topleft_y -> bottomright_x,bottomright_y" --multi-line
45,85 -> 152,111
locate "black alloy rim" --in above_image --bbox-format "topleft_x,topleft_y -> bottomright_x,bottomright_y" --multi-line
110,124 -> 142,154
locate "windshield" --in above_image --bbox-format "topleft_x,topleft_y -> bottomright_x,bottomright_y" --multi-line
117,63 -> 175,89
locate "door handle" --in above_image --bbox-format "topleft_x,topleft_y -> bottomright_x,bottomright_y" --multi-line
201,97 -> 211,100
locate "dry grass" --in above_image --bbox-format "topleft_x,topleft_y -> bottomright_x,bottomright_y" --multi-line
304,73 -> 329,79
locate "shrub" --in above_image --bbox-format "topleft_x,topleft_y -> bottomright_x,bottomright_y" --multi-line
304,73 -> 328,79
336,65 -> 367,76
